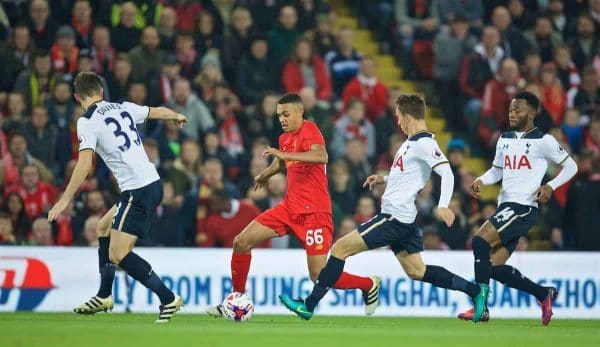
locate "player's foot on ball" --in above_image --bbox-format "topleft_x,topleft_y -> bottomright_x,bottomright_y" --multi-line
73,295 -> 114,314
363,276 -> 381,316
279,295 -> 313,321
155,295 -> 183,323
457,307 -> 490,322
206,304 -> 224,318
539,287 -> 558,326
472,284 -> 490,322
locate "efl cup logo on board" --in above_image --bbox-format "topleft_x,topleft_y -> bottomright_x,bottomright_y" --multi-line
0,257 -> 54,311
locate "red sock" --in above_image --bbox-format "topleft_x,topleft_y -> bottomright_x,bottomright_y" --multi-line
333,272 -> 373,292
231,252 -> 252,293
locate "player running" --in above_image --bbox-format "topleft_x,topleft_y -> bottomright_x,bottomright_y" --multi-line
279,94 -> 482,320
48,72 -> 187,323
463,91 -> 578,325
206,93 -> 379,317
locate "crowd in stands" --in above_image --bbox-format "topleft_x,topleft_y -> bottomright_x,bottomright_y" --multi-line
0,0 -> 598,251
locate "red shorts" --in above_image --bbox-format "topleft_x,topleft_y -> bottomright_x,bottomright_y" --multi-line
255,203 -> 333,255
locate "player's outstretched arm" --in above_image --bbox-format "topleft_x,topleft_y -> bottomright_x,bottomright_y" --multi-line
535,156 -> 578,204
148,107 -> 187,127
48,149 -> 94,222
471,166 -> 503,197
263,144 -> 328,164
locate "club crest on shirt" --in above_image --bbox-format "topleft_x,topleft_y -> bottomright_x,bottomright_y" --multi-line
558,145 -> 564,152
432,148 -> 442,159
78,134 -> 85,144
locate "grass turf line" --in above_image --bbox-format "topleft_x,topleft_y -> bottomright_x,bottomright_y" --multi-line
1,313 -> 599,347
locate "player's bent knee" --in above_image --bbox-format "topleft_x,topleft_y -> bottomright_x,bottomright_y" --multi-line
233,234 -> 253,253
108,246 -> 129,264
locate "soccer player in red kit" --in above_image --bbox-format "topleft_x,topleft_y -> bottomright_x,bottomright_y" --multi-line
206,93 -> 380,317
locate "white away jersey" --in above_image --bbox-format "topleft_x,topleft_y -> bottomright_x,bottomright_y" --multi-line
493,128 -> 569,207
77,101 -> 159,191
381,131 -> 449,223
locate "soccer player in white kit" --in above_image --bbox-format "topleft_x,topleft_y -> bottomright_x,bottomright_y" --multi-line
48,72 -> 187,323
280,94 -> 482,320
466,91 -> 578,325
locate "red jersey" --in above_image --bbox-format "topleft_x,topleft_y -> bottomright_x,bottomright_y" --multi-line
18,183 -> 57,220
278,120 -> 331,214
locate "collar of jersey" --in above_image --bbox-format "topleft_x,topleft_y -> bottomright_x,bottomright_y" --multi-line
408,130 -> 434,141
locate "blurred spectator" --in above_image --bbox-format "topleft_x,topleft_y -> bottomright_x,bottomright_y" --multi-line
79,215 -> 99,247
82,189 -> 107,219
432,138 -> 466,202
155,114 -> 187,163
27,0 -> 58,50
354,194 -> 376,224
336,216 -> 357,241
300,87 -> 334,143
238,156 -> 267,198
129,26 -> 165,81
0,24 -> 33,92
539,63 -> 567,125
375,87 -> 404,155
325,26 -> 362,97
4,93 -> 27,129
7,133 -> 53,183
1,192 -> 32,244
415,180 -> 435,225
548,0 -> 568,35
203,131 -> 236,178
433,15 -> 477,132
478,58 -> 521,151
22,106 -> 57,173
126,81 -> 148,107
148,54 -> 181,107
569,14 -> 599,72
329,159 -> 357,215
0,211 -> 16,245
168,78 -> 215,140
437,0 -> 483,26
90,25 -> 115,75
282,38 -> 332,101
554,46 -> 581,103
393,0 -> 440,79
572,66 -> 600,117
439,195 -> 469,249
521,49 -> 542,83
507,0 -> 536,31
158,6 -> 177,52
491,6 -> 530,63
105,55 -> 132,102
268,5 -> 301,67
71,0 -> 93,48
202,188 -> 265,248
213,86 -> 245,161
194,57 -> 224,103
562,108 -> 585,154
241,94 -> 283,147
111,2 -> 141,53
236,35 -> 277,106
170,0 -> 203,33
222,6 -> 254,83
194,11 -> 223,57
523,15 -> 564,63
564,157 -> 600,250
295,0 -> 330,32
342,56 -> 388,122
423,227 -> 450,250
174,32 -> 199,80
30,217 -> 53,245
253,172 -> 286,212
332,99 -> 375,160
376,133 -> 405,171
148,180 -> 185,247
585,115 -> 600,155
313,14 -> 335,56
14,50 -> 57,110
172,139 -> 201,188
12,164 -> 57,220
343,138 -> 371,195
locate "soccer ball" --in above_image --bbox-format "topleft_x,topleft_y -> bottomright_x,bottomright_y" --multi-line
222,292 -> 254,322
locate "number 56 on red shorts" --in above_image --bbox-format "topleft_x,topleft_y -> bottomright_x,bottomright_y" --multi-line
255,203 -> 333,255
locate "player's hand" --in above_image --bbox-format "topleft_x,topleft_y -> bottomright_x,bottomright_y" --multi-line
535,184 -> 553,204
173,113 -> 187,128
47,198 -> 70,222
470,179 -> 483,198
435,207 -> 455,227
362,175 -> 385,191
253,174 -> 268,191
262,146 -> 287,161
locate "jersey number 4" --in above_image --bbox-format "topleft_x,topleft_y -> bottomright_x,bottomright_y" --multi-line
493,207 -> 516,223
104,112 -> 142,152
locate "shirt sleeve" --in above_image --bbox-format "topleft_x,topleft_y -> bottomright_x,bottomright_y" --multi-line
122,101 -> 150,124
542,134 -> 570,164
302,122 -> 326,149
492,137 -> 504,168
417,138 -> 449,169
76,118 -> 97,152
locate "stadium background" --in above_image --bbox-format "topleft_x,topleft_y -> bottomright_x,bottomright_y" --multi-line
0,0 -> 600,318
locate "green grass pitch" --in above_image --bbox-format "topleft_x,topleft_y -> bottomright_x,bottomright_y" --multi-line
1,313 -> 599,347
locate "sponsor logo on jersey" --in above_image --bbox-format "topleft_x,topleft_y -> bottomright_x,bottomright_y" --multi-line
504,155 -> 532,170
